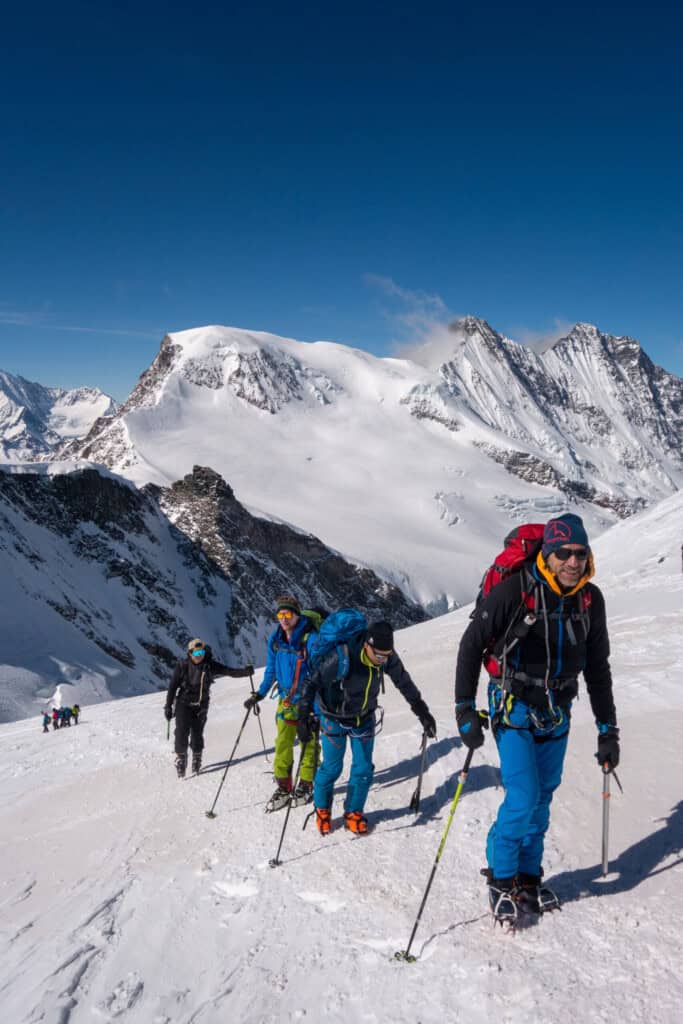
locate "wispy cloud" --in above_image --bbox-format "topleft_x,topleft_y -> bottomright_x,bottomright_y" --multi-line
0,308 -> 159,338
363,273 -> 463,367
366,272 -> 456,344
364,273 -> 450,332
508,318 -> 574,351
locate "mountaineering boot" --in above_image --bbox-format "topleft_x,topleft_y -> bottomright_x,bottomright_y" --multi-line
265,777 -> 292,813
191,752 -> 202,775
343,811 -> 369,835
315,807 -> 332,836
291,780 -> 313,807
175,753 -> 187,779
516,871 -> 561,914
486,875 -> 518,926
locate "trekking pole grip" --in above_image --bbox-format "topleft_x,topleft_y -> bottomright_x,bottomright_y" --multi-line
249,670 -> 260,714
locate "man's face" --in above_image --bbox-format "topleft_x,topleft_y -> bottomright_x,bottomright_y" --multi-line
276,609 -> 299,634
189,646 -> 206,664
364,641 -> 392,667
546,545 -> 589,590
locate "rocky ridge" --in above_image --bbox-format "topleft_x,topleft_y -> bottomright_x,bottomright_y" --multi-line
0,463 -> 425,718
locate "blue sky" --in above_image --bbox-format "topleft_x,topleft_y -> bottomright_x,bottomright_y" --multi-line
1,2 -> 682,401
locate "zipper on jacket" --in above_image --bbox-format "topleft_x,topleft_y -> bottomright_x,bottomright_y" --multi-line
555,599 -> 564,677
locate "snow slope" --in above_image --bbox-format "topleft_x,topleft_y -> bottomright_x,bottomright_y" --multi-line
0,493 -> 681,1023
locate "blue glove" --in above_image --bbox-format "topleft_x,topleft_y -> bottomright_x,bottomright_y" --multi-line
456,702 -> 489,750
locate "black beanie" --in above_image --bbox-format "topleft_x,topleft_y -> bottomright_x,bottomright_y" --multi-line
276,594 -> 301,615
366,620 -> 394,651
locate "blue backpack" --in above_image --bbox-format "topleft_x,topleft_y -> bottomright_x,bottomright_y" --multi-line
309,608 -> 368,679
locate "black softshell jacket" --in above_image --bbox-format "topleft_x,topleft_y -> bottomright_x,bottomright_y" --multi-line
166,653 -> 249,714
299,635 -> 426,725
455,572 -> 616,725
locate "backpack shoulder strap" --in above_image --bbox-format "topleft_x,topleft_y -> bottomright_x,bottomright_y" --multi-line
334,642 -> 350,681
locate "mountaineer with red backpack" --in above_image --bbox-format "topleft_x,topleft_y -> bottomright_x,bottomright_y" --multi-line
455,513 -> 619,925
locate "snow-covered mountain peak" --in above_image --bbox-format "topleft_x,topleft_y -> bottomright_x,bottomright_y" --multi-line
58,318 -> 683,609
0,369 -> 117,463
119,326 -> 345,417
448,314 -> 499,341
405,316 -> 506,374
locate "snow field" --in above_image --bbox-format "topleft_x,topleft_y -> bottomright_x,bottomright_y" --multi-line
0,495 -> 681,1022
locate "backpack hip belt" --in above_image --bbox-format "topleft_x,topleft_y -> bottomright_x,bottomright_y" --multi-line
504,671 -> 578,710
508,671 -> 578,692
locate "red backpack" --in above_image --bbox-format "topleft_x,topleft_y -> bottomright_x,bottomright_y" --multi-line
474,522 -> 592,678
477,523 -> 545,604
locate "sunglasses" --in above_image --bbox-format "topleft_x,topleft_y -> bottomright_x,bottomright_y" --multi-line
189,648 -> 205,657
553,547 -> 589,562
276,610 -> 295,621
367,644 -> 392,662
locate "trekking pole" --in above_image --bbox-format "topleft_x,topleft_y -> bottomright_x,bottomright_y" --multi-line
395,747 -> 475,962
269,739 -> 309,868
601,763 -> 611,876
302,719 -> 321,832
409,732 -> 428,814
249,670 -> 269,763
205,706 -> 252,819
166,719 -> 170,742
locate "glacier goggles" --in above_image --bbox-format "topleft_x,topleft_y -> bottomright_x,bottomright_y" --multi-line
276,610 -> 297,621
553,546 -> 589,562
189,647 -> 205,657
366,643 -> 392,663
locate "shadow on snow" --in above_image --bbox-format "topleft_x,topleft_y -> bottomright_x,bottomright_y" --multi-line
550,799 -> 683,903
372,735 -> 500,826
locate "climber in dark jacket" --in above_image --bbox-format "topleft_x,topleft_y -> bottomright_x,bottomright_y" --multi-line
165,637 -> 252,778
297,620 -> 436,836
455,513 -> 619,922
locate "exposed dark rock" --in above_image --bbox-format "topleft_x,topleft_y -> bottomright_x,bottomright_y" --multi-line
0,464 -> 426,697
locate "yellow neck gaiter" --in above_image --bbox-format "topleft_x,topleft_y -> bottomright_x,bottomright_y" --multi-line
535,550 -> 595,597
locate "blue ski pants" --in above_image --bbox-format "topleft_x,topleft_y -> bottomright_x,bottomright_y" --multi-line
313,714 -> 375,813
486,683 -> 570,879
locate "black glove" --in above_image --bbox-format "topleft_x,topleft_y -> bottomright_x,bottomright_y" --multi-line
456,702 -> 489,750
296,714 -> 315,744
244,692 -> 263,711
412,699 -> 437,739
164,707 -> 173,722
242,664 -> 254,676
596,725 -> 620,769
